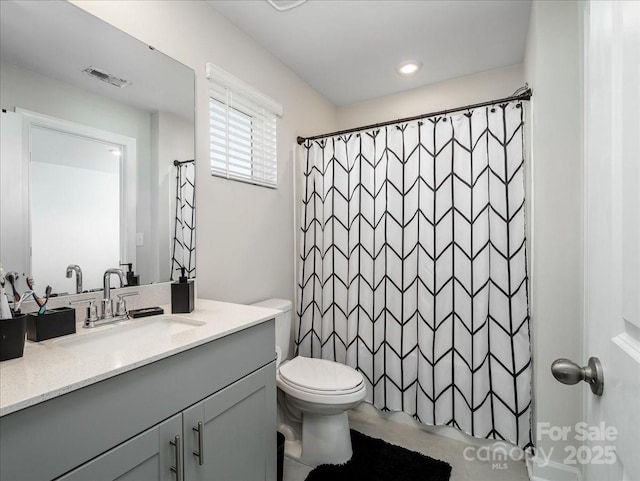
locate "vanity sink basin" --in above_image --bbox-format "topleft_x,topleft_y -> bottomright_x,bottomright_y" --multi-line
53,316 -> 205,356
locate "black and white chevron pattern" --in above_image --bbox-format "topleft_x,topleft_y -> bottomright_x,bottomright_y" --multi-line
296,102 -> 532,450
171,161 -> 196,279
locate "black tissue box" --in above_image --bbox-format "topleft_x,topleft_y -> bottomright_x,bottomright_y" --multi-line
0,313 -> 27,361
27,307 -> 76,342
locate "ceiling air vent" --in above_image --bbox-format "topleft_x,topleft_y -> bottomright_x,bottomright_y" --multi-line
82,66 -> 131,88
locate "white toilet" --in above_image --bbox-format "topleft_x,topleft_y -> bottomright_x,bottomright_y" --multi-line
252,298 -> 366,468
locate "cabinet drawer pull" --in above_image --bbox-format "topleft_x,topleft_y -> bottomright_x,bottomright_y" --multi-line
193,422 -> 205,465
170,435 -> 183,481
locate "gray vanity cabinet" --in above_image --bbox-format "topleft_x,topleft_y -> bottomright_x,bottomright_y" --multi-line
56,364 -> 275,481
0,320 -> 276,481
57,413 -> 182,481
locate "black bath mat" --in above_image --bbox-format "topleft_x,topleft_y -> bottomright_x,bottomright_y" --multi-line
305,429 -> 452,481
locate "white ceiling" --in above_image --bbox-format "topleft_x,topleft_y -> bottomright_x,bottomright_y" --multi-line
207,0 -> 532,106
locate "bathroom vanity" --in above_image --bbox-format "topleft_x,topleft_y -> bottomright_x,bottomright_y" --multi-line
0,299 -> 278,481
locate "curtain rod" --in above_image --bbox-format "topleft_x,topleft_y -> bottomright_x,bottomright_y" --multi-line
296,87 -> 532,145
173,159 -> 195,166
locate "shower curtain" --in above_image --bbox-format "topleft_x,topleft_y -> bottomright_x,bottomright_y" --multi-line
296,101 -> 532,450
171,161 -> 196,280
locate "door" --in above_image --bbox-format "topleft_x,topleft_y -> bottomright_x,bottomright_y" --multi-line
182,363 -> 277,481
56,413 -> 182,481
583,2 -> 640,480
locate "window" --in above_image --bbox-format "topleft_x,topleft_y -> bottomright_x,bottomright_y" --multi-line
207,63 -> 282,188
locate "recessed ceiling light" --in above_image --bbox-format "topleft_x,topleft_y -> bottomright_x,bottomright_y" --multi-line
397,60 -> 422,76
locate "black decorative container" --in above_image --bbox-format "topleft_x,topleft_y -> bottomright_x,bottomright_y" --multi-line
0,313 -> 27,361
26,307 -> 76,342
171,269 -> 194,314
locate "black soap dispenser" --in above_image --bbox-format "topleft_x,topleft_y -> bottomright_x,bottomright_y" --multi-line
171,268 -> 194,313
120,263 -> 140,286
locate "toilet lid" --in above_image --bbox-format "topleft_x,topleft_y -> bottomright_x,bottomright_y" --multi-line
278,356 -> 363,392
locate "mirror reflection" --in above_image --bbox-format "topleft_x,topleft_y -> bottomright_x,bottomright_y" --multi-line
0,0 -> 196,296
30,124 -> 126,292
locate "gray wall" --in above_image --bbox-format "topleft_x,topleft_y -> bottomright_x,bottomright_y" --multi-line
525,0 -> 583,472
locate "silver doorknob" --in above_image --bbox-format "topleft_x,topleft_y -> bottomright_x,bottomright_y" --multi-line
551,357 -> 604,396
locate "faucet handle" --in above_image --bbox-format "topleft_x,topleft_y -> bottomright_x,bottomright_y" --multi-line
115,291 -> 138,317
69,298 -> 99,325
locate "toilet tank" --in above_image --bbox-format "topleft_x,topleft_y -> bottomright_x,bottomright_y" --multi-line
251,298 -> 293,362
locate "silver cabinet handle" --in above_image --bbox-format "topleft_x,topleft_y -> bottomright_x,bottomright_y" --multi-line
170,435 -> 183,481
551,357 -> 604,396
193,422 -> 205,465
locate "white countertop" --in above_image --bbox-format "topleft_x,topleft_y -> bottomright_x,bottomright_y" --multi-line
0,299 -> 278,417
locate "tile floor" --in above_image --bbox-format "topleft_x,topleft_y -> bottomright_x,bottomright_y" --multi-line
283,403 -> 531,481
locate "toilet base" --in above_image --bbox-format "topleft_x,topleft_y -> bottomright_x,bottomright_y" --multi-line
285,410 -> 353,468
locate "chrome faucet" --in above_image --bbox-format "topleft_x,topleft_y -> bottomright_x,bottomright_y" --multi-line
68,268 -> 136,328
102,268 -> 126,319
65,264 -> 83,294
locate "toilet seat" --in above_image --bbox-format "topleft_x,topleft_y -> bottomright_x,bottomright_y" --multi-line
279,356 -> 363,392
277,356 -> 367,405
278,375 -> 365,396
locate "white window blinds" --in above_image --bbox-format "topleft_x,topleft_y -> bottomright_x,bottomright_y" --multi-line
207,63 -> 282,188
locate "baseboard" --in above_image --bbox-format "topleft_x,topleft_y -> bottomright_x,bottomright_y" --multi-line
527,456 -> 581,481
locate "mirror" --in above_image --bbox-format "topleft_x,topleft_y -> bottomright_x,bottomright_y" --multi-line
0,0 -> 196,296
